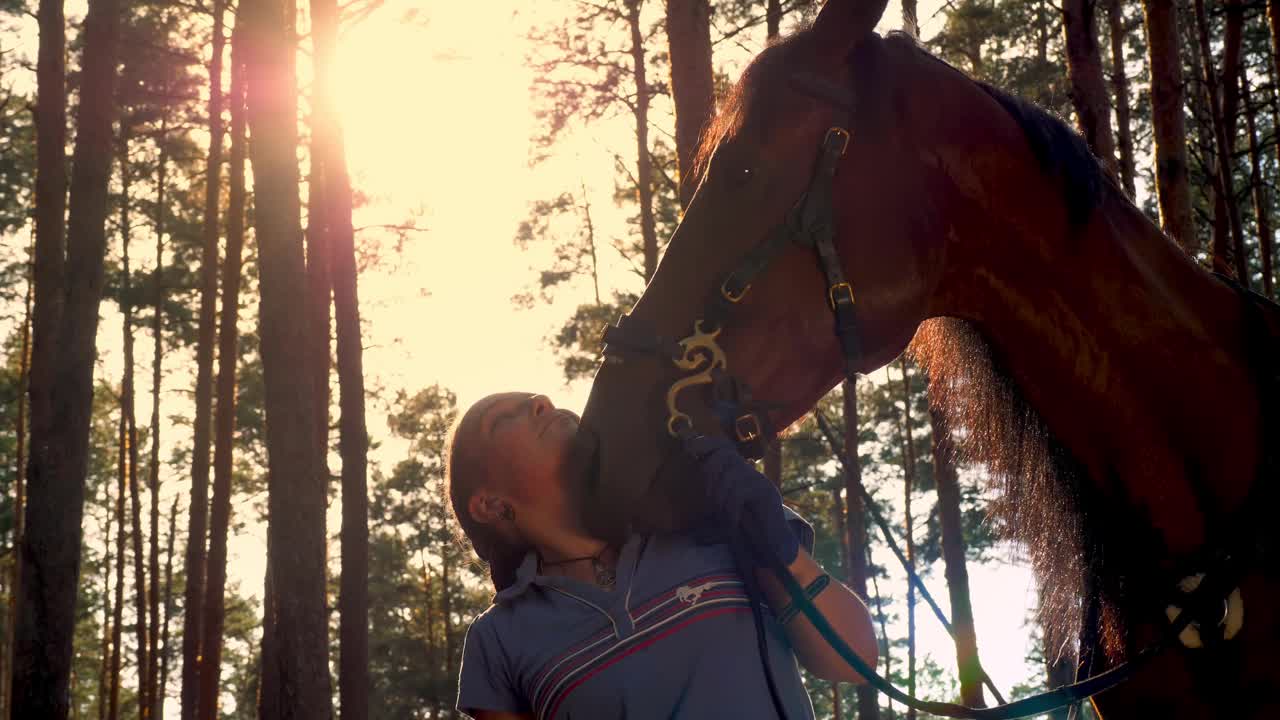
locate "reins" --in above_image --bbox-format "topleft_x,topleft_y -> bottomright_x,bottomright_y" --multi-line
596,65 -> 1266,719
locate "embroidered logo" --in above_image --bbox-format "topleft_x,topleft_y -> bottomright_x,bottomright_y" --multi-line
676,582 -> 714,605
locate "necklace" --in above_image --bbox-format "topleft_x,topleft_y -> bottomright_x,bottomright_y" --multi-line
540,544 -> 617,589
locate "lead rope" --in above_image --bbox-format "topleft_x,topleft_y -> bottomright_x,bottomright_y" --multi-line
810,409 -> 1007,705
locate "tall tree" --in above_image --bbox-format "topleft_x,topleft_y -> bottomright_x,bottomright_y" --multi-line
120,134 -> 151,719
94,477 -> 114,720
1142,0 -> 1197,251
1062,0 -> 1119,176
308,0 -> 372,711
243,0 -> 334,711
628,0 -> 659,281
894,362 -> 918,720
928,406 -> 985,707
1106,0 -> 1136,197
666,0 -> 715,209
1194,0 -> 1248,280
14,0 -> 67,706
198,20 -> 247,720
1267,0 -> 1280,286
841,381 -> 878,720
13,0 -> 124,711
106,412 -> 126,720
181,0 -> 226,710
3,253 -> 32,718
1242,73 -> 1274,297
767,0 -> 782,37
901,0 -> 918,37
146,114 -> 170,720
156,496 -> 178,719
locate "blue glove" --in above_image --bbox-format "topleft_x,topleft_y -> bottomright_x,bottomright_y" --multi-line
683,434 -> 801,567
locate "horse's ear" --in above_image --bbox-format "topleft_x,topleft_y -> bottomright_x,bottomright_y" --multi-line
811,0 -> 889,61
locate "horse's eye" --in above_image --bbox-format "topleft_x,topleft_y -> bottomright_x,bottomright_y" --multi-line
730,165 -> 755,188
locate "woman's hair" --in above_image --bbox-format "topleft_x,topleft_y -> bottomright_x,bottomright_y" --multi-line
445,411 -> 530,592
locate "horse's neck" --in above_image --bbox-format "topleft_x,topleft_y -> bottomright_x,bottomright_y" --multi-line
958,191 -> 1261,556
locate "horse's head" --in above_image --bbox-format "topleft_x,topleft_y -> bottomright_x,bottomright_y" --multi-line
572,0 -> 1082,535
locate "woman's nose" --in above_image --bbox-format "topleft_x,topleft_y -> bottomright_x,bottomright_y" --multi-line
529,394 -> 553,417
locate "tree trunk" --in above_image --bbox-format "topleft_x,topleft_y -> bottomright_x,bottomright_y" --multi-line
1107,0 -> 1136,198
1267,0 -> 1280,292
901,0 -> 918,37
120,139 -> 152,719
866,542 -> 892,719
1062,0 -> 1119,177
896,362 -> 918,720
832,682 -> 844,720
841,380 -> 879,720
831,487 -> 847,580
197,22 -> 247,720
1141,0 -> 1197,252
1243,74 -> 1274,299
627,0 -> 658,282
95,479 -> 114,720
243,0 -> 334,710
13,0 -> 122,711
4,253 -> 33,720
766,0 -> 782,38
1193,0 -> 1248,281
257,559 -> 278,720
665,0 -> 714,210
929,406 -> 985,707
308,0 -> 372,712
15,0 -> 66,709
1221,0 -> 1247,283
147,128 -> 168,720
157,496 -> 179,720
27,0 -> 68,518
107,409 -> 126,720
181,0 -> 223,711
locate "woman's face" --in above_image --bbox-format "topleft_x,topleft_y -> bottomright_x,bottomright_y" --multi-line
463,392 -> 581,513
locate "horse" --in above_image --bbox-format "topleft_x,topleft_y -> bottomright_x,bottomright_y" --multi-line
571,0 -> 1280,717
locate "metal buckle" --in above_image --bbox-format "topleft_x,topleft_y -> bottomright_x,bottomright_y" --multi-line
828,281 -> 855,309
734,413 -> 762,444
721,278 -> 750,303
824,127 -> 851,157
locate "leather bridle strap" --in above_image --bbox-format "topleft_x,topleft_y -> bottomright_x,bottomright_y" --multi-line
601,99 -> 861,458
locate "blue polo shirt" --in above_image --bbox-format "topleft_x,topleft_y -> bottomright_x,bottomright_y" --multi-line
456,512 -> 817,719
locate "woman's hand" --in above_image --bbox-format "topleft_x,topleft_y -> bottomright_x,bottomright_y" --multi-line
682,434 -> 800,566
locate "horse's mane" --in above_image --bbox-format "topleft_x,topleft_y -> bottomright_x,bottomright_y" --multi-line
970,80 -> 1109,226
910,319 -> 1119,660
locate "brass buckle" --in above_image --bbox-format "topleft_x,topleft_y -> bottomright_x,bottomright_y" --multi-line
825,127 -> 851,157
734,413 -> 762,444
720,278 -> 750,303
828,281 -> 854,309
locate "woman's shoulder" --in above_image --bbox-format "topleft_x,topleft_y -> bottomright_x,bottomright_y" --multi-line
644,506 -> 814,555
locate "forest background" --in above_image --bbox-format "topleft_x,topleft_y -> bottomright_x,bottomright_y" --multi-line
0,0 -> 1271,718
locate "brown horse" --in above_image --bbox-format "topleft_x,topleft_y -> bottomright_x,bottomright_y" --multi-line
574,0 -> 1279,717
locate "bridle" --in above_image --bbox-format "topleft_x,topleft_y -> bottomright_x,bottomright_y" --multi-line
602,74 -> 860,461
594,63 -> 1265,719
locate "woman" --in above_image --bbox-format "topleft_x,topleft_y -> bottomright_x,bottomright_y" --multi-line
449,392 -> 878,719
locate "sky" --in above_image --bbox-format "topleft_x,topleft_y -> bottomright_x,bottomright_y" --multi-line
5,0 -> 1052,713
